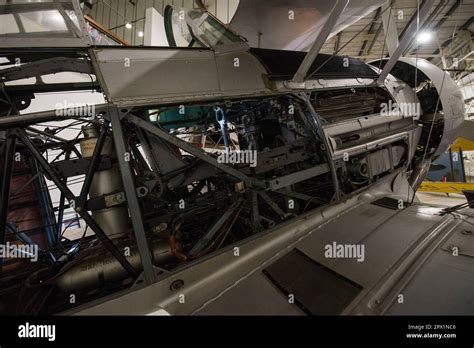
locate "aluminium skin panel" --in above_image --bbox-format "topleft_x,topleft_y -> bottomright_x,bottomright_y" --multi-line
92,46 -> 270,107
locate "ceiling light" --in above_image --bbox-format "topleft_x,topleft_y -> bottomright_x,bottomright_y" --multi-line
138,31 -> 144,37
417,31 -> 432,44
125,22 -> 132,29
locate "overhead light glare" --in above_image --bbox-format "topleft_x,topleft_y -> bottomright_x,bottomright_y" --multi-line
417,31 -> 432,44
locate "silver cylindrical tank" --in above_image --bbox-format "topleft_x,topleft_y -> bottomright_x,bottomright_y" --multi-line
80,125 -> 129,239
57,239 -> 175,292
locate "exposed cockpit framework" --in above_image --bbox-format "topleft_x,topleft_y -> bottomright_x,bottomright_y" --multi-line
0,0 -> 470,316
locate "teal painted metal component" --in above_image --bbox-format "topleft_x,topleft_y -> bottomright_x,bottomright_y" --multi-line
152,106 -> 213,130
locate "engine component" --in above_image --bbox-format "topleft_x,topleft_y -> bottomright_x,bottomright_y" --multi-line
57,239 -> 175,292
80,125 -> 129,239
347,145 -> 406,181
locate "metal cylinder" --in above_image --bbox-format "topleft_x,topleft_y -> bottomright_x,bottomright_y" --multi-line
80,125 -> 129,239
347,159 -> 369,178
409,159 -> 432,191
57,239 -> 175,292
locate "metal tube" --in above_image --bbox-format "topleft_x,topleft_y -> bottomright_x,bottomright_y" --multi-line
377,0 -> 435,84
127,114 -> 265,188
57,239 -> 174,292
80,124 -> 129,239
408,159 -> 431,195
18,131 -> 138,279
292,0 -> 349,83
110,108 -> 156,285
300,93 -> 341,201
460,149 -> 466,182
31,159 -> 57,247
189,198 -> 243,257
56,151 -> 70,242
79,123 -> 108,204
0,104 -> 109,129
449,148 -> 456,182
0,133 -> 16,246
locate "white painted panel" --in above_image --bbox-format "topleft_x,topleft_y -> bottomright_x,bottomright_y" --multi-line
216,0 -> 228,23
145,7 -> 168,46
228,0 -> 239,23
